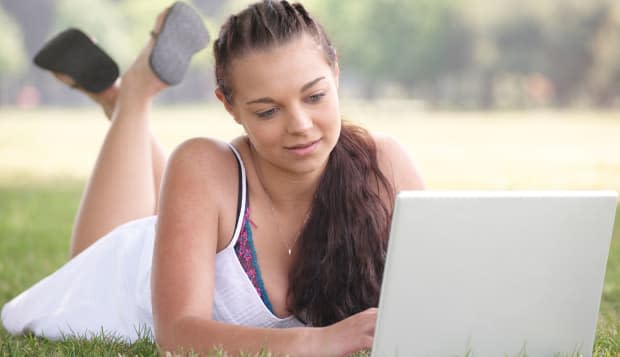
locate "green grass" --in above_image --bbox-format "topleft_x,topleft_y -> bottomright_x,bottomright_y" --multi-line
0,182 -> 79,304
1,175 -> 620,356
0,329 -> 159,356
1,106 -> 620,355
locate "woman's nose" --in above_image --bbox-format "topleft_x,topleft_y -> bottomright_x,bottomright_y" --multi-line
286,106 -> 313,134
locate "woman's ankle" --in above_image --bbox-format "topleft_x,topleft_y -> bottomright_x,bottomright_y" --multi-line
88,79 -> 120,120
53,72 -> 120,120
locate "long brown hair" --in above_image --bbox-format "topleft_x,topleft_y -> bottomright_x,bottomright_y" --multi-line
213,0 -> 395,326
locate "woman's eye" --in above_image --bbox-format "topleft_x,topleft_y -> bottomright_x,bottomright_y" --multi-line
307,92 -> 325,103
256,108 -> 278,118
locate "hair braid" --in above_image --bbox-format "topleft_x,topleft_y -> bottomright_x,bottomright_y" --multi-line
212,1 -> 395,327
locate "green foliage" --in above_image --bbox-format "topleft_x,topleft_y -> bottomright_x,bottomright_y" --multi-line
315,0 -> 472,96
539,3 -> 605,106
582,2 -> 620,107
311,0 -> 620,106
52,0 -> 133,70
0,6 -> 26,77
116,0 -> 216,69
1,0 -> 617,107
49,0 -> 216,72
470,0 -> 620,108
368,0 -> 472,84
0,0 -> 619,107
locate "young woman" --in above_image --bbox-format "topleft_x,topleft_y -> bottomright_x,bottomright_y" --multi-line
2,1 -> 424,356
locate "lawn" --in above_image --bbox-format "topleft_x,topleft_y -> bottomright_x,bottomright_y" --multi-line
1,104 -> 620,356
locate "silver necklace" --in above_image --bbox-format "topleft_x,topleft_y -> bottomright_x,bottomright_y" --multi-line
267,202 -> 296,255
250,146 -> 307,255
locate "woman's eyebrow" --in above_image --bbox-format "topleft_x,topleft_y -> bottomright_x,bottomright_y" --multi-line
300,76 -> 325,92
246,97 -> 276,105
245,76 -> 326,105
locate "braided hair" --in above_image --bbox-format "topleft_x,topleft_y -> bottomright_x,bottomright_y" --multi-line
213,1 -> 394,326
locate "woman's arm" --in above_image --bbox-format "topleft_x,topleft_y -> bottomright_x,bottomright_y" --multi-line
154,312 -> 376,357
151,138 -> 374,357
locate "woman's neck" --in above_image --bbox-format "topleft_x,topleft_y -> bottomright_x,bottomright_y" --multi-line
247,140 -> 324,211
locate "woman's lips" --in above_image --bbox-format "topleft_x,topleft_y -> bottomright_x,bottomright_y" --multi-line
285,139 -> 321,156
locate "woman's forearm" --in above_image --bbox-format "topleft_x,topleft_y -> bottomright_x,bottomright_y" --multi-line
158,316 -> 318,357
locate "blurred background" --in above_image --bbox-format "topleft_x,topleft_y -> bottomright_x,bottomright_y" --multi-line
0,0 -> 619,192
1,0 -> 619,109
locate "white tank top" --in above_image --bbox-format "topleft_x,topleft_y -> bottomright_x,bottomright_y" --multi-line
211,145 -> 304,327
1,145 -> 303,343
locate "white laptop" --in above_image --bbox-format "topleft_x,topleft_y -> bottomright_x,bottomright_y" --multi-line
372,191 -> 617,357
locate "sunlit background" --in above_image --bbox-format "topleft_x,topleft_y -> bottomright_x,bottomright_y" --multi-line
1,0 -> 619,193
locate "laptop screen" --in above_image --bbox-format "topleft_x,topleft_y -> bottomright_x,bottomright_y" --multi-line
373,191 -> 617,357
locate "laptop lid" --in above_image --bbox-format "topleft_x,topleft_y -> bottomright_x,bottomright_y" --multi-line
372,191 -> 617,357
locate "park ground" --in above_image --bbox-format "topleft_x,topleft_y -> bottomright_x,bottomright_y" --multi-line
1,102 -> 620,356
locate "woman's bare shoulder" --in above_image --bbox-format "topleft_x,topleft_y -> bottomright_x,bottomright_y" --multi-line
162,137 -> 242,209
170,137 -> 234,165
167,137 -> 240,179
371,132 -> 425,191
155,136 -> 244,259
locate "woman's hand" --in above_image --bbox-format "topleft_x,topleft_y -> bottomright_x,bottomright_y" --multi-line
312,308 -> 377,357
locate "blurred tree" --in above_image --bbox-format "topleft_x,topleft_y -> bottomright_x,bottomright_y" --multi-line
494,16 -> 546,75
115,0 -> 229,69
487,14 -> 547,108
541,2 -> 603,107
1,0 -> 618,109
53,0 -> 221,102
116,0 -> 179,64
53,0 -> 132,70
0,7 -> 27,77
116,0 -> 224,102
585,1 -> 620,107
0,0 -> 54,56
0,6 -> 27,105
464,0 -> 616,109
314,0 -> 473,101
51,0 -> 225,70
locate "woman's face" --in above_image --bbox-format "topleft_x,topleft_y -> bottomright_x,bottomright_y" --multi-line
223,34 -> 341,175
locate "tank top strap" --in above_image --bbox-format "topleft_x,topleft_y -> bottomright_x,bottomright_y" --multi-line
228,144 -> 248,248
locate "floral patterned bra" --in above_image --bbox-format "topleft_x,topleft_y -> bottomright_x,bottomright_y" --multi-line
231,152 -> 274,314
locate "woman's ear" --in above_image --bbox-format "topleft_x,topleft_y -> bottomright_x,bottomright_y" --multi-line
215,88 -> 239,122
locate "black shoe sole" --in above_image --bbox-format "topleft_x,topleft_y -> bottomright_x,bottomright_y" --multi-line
33,28 -> 119,93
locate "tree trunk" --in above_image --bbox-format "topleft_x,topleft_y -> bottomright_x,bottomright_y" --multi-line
478,70 -> 495,109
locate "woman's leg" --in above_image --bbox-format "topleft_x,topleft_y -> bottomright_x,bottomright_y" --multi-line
62,74 -> 168,198
69,12 -> 169,257
66,76 -> 168,205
